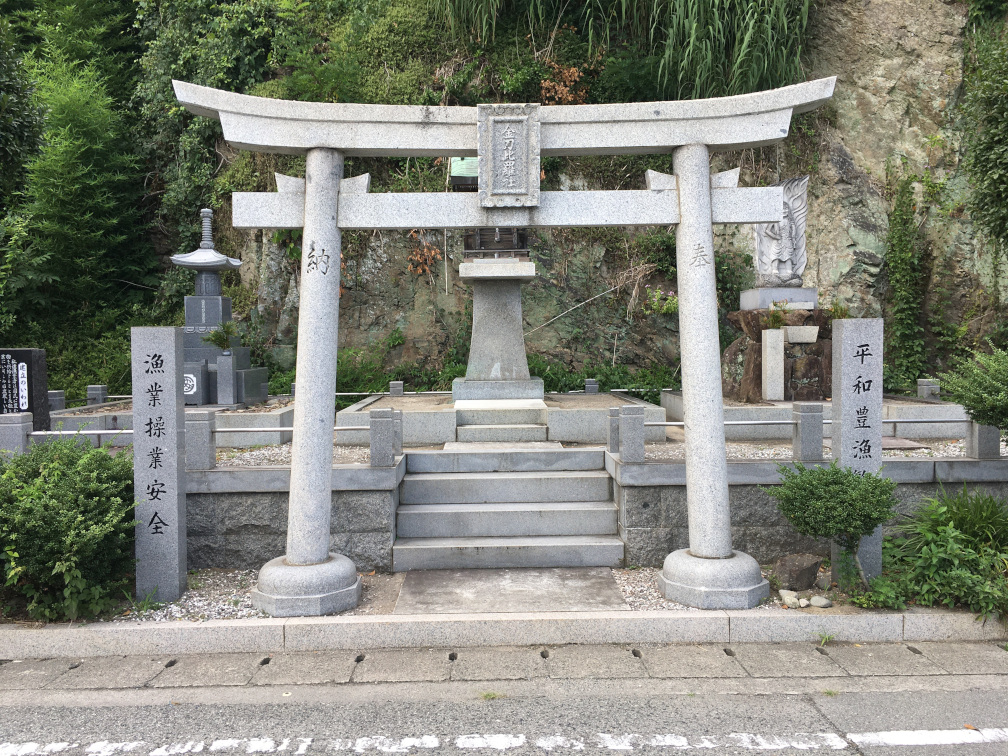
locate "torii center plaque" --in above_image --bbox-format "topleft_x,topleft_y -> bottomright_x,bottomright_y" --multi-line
174,77 -> 836,615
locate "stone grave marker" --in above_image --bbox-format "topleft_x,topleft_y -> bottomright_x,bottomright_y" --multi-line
0,348 -> 49,431
831,318 -> 884,580
131,327 -> 187,602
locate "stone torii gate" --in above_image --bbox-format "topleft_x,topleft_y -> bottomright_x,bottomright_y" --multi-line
175,77 -> 836,615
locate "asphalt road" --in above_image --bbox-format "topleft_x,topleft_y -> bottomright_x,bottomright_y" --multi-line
2,643 -> 1008,755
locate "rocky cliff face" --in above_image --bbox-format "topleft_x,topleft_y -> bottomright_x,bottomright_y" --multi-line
230,0 -> 1004,374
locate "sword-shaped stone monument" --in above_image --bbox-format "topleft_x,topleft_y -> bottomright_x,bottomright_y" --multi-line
175,77 -> 836,614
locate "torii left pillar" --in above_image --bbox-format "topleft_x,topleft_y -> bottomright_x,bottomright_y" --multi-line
251,148 -> 361,616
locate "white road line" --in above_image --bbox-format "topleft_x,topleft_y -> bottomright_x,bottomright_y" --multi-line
455,735 -> 526,750
848,728 -> 1008,747
3,729 -> 1008,753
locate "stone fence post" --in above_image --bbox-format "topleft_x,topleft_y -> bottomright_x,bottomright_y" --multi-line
185,409 -> 217,470
86,384 -> 108,405
607,407 -> 620,455
393,409 -> 403,457
966,422 -> 1002,460
369,408 -> 395,467
48,390 -> 65,412
792,402 -> 824,463
585,379 -> 599,394
618,405 -> 645,464
0,412 -> 32,457
389,381 -> 404,396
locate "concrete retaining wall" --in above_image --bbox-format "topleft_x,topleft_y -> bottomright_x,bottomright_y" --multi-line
616,458 -> 1008,566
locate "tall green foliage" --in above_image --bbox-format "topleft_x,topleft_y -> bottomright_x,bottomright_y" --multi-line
963,26 -> 1008,261
883,176 -> 926,390
0,55 -> 152,329
432,0 -> 810,100
0,19 -> 42,214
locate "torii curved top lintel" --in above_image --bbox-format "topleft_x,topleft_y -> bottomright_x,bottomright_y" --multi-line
172,77 -> 836,158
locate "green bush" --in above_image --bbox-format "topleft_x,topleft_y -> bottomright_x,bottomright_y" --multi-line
938,345 -> 1008,430
766,461 -> 897,587
883,175 -> 926,390
0,18 -> 42,213
856,488 -> 1008,618
0,438 -> 136,621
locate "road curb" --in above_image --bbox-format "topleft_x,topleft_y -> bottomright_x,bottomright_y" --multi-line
0,609 -> 1004,659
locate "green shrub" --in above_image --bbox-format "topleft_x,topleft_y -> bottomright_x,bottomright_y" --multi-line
766,461 -> 897,587
883,175 -> 926,390
0,18 -> 42,212
0,438 -> 135,621
854,487 -> 1008,618
938,345 -> 1008,430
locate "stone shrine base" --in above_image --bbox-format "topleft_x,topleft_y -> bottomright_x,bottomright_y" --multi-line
250,553 -> 361,617
658,549 -> 770,610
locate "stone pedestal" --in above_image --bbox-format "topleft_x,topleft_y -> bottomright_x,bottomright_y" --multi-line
740,287 -> 818,311
251,148 -> 360,617
659,144 -> 768,609
452,259 -> 544,402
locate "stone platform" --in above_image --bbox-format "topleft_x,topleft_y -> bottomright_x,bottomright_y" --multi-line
660,390 -> 971,441
336,391 -> 666,446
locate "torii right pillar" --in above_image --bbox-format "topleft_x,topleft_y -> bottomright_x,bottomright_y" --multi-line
657,143 -> 770,609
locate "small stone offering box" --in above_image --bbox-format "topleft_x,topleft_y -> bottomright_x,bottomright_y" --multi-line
0,348 -> 49,431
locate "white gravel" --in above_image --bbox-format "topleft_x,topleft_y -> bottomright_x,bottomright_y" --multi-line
218,443 -> 369,466
104,569 -> 266,622
612,567 -> 784,612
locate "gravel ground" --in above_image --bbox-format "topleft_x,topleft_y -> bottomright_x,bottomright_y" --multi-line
218,443 -> 369,466
217,437 -> 998,467
99,567 -> 786,623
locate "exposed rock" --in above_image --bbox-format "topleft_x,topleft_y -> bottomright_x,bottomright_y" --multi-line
799,598 -> 811,608
774,553 -> 824,591
811,595 -> 833,608
783,594 -> 801,609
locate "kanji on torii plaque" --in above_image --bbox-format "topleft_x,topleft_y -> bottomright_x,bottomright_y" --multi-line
175,76 -> 836,614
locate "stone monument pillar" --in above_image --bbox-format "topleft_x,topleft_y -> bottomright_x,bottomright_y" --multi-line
251,148 -> 361,616
831,319 -> 884,581
658,144 -> 769,609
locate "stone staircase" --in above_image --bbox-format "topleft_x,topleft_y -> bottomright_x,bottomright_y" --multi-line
454,400 -> 548,443
392,448 -> 624,570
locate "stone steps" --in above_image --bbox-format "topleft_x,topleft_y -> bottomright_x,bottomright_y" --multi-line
399,470 -> 612,504
456,423 -> 548,443
392,535 -> 625,571
405,449 -> 605,474
397,501 -> 618,538
455,407 -> 547,426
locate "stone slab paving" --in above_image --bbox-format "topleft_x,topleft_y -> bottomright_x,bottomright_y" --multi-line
149,653 -> 267,687
638,643 -> 747,678
394,568 -> 629,614
350,648 -> 452,683
251,652 -> 357,686
0,658 -> 77,689
911,641 -> 1008,675
448,646 -> 547,681
45,655 -> 172,689
823,642 -> 946,677
728,643 -> 847,678
544,644 -> 646,679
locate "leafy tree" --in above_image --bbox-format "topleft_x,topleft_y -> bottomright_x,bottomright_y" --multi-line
0,53 -> 154,329
0,18 -> 42,214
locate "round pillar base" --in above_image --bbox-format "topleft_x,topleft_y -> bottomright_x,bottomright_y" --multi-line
251,553 -> 361,617
658,549 -> 769,610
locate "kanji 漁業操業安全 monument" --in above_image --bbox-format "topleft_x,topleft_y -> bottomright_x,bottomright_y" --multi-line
174,77 -> 836,615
